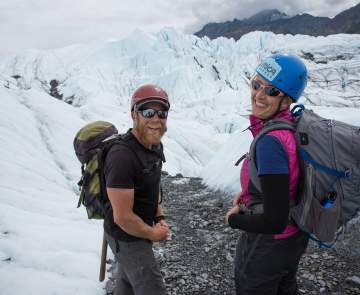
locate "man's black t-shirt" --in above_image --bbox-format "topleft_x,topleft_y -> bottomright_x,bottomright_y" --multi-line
103,129 -> 165,241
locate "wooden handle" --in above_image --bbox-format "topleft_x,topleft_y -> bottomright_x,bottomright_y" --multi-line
99,231 -> 108,282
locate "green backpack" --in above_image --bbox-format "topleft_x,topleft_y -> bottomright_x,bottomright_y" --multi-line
73,121 -> 119,219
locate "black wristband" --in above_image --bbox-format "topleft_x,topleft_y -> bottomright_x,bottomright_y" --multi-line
154,215 -> 165,223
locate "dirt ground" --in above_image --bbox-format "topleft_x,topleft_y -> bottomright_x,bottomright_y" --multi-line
105,173 -> 360,295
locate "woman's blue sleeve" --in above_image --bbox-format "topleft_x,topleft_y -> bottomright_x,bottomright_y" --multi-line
255,135 -> 289,175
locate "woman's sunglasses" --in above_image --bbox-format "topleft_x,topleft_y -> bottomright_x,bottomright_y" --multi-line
251,79 -> 284,97
137,108 -> 168,119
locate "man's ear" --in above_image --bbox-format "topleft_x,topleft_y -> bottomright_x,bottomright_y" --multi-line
131,111 -> 138,128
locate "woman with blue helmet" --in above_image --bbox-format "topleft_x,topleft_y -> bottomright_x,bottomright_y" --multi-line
225,53 -> 309,295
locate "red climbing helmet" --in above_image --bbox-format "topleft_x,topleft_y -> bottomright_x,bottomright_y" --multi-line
131,84 -> 170,111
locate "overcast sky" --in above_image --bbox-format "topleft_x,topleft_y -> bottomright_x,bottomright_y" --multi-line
0,0 -> 359,56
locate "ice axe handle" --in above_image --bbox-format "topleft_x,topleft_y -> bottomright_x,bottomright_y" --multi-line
99,231 -> 108,282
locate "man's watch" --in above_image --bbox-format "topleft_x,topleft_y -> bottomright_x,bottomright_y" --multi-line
154,215 -> 165,223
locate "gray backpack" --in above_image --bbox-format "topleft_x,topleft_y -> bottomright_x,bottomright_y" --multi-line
248,107 -> 360,247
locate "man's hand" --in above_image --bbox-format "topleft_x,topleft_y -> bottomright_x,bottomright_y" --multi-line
232,191 -> 242,207
225,205 -> 240,223
151,222 -> 169,242
158,219 -> 169,228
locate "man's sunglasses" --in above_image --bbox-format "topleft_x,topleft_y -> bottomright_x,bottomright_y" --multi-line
251,79 -> 284,97
136,108 -> 168,119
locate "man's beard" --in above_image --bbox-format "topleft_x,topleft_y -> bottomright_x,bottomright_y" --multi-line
135,121 -> 167,147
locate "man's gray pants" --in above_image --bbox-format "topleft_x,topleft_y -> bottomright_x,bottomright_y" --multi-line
105,232 -> 167,295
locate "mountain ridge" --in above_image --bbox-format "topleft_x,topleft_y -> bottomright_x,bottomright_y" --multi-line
195,3 -> 360,39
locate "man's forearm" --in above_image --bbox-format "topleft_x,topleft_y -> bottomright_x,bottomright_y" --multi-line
115,212 -> 154,240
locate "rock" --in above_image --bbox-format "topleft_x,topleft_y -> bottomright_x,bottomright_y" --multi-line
226,251 -> 234,262
105,278 -> 116,294
318,280 -> 326,287
346,276 -> 360,287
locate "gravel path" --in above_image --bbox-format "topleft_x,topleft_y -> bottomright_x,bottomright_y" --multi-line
106,173 -> 360,295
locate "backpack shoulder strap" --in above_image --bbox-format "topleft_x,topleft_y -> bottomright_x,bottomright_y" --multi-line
100,133 -> 157,176
96,135 -> 125,203
249,120 -> 296,193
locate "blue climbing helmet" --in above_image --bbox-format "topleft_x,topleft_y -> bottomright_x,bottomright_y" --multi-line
255,53 -> 308,102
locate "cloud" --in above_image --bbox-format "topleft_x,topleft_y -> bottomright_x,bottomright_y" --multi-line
0,0 -> 358,56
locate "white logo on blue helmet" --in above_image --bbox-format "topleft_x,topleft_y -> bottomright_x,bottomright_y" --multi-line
256,58 -> 282,82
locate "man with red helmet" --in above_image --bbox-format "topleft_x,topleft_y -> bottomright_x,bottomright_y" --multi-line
104,84 -> 170,295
